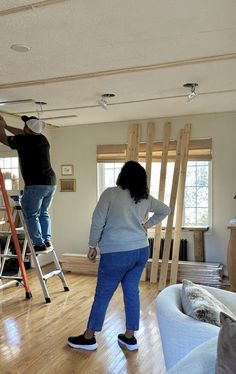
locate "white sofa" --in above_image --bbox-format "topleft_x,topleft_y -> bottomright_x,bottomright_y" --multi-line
156,284 -> 236,373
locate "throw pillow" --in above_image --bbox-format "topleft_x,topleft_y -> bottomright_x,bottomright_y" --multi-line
181,279 -> 236,326
216,312 -> 236,374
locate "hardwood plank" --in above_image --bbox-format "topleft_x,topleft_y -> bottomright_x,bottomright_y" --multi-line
0,264 -> 165,374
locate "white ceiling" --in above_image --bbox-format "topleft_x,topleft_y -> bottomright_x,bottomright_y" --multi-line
0,0 -> 236,127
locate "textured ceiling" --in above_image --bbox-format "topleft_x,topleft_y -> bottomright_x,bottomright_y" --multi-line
0,0 -> 236,127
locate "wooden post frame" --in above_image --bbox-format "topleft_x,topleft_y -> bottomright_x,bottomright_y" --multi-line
140,122 -> 155,281
126,123 -> 140,161
150,122 -> 171,283
170,124 -> 191,285
158,129 -> 184,291
145,122 -> 155,189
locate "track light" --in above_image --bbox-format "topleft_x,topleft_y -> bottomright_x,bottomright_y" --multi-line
183,83 -> 198,103
98,97 -> 108,110
98,93 -> 115,110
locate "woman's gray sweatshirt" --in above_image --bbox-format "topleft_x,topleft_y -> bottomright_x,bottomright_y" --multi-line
89,186 -> 170,253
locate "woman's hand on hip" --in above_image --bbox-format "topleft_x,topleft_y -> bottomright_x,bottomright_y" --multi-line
142,223 -> 148,233
88,247 -> 97,263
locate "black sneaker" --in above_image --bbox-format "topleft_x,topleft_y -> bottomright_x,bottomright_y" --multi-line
45,241 -> 53,250
67,333 -> 98,350
34,244 -> 47,253
118,334 -> 138,351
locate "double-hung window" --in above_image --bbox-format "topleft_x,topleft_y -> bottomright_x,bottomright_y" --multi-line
97,139 -> 212,227
0,156 -> 19,191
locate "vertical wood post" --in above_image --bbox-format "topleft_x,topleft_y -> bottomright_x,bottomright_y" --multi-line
126,123 -> 140,161
158,129 -> 184,291
150,122 -> 171,283
140,122 -> 155,281
170,124 -> 191,285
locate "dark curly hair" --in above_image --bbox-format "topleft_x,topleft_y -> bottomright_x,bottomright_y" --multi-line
116,161 -> 149,203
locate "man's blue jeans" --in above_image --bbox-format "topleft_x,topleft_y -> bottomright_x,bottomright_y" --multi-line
87,246 -> 149,332
21,185 -> 56,246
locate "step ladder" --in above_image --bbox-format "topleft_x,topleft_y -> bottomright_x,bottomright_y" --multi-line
0,194 -> 70,303
0,169 -> 32,299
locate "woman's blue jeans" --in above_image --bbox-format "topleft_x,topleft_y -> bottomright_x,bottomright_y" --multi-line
21,185 -> 56,246
87,246 -> 149,332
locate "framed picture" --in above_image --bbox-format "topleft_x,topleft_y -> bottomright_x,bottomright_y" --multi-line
59,179 -> 76,192
61,164 -> 74,176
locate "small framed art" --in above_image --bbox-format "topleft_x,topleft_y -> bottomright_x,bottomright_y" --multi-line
61,164 -> 74,176
59,179 -> 76,192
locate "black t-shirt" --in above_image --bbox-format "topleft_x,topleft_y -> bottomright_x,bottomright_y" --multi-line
8,134 -> 56,186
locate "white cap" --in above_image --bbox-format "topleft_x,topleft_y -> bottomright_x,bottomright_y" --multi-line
26,118 -> 45,134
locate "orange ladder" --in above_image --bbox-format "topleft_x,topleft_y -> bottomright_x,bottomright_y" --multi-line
0,169 -> 32,299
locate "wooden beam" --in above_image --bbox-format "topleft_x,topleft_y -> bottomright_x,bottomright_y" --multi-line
126,123 -> 140,162
0,0 -> 68,17
141,122 -> 155,281
170,124 -> 191,285
1,53 -> 236,89
150,122 -> 171,283
145,122 -> 155,189
158,129 -> 184,291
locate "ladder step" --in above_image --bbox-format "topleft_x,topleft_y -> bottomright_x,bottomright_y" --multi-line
0,275 -> 23,281
43,270 -> 61,281
0,227 -> 24,235
0,254 -> 18,258
35,248 -> 54,255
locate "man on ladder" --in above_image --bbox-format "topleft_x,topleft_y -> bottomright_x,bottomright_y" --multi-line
0,114 -> 56,252
0,114 -> 69,302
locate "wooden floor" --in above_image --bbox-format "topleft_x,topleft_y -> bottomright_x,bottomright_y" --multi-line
0,265 -> 165,374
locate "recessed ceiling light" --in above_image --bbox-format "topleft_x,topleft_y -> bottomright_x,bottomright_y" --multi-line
101,93 -> 116,98
35,101 -> 47,106
10,44 -> 31,53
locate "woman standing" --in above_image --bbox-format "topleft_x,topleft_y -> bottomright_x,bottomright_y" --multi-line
68,161 -> 170,351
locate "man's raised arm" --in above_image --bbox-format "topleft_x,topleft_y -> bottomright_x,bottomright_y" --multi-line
0,115 -> 24,135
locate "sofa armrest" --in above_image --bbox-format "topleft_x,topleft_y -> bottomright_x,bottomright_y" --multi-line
167,336 -> 217,374
156,284 -> 219,370
202,286 -> 236,315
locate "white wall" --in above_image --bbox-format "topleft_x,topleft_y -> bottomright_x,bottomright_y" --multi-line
0,113 -> 235,270
50,112 -> 236,271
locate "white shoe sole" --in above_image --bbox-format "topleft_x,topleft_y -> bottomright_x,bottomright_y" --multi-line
118,339 -> 138,351
67,341 -> 98,350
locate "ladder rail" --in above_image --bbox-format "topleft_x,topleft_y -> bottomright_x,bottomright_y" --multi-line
17,208 -> 69,302
1,193 -> 69,303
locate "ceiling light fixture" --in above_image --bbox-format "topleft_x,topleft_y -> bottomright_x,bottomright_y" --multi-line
183,83 -> 198,103
35,101 -> 47,119
98,93 -> 115,110
10,44 -> 31,53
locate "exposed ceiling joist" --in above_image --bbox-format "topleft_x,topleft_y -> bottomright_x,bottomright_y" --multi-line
0,53 -> 236,90
0,0 -> 69,17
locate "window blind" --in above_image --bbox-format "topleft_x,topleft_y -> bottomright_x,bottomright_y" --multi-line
97,138 -> 212,162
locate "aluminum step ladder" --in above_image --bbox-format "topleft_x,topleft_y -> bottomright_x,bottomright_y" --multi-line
1,195 -> 69,303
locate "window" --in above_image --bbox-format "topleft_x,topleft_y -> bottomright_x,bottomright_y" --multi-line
0,157 -> 19,191
97,160 -> 211,227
